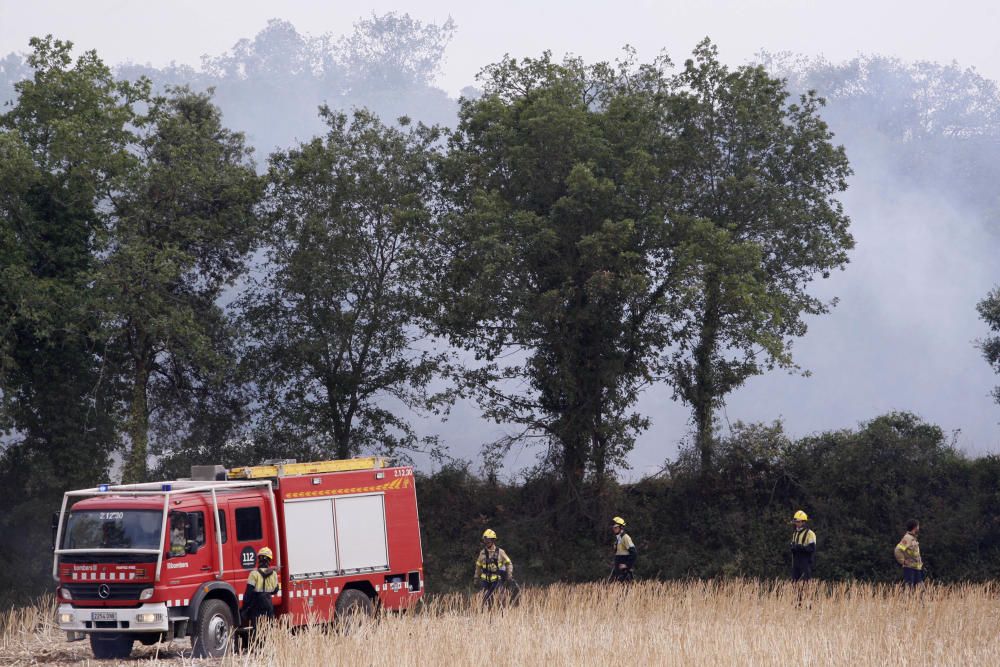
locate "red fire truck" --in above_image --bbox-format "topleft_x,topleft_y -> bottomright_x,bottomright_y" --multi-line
53,457 -> 425,659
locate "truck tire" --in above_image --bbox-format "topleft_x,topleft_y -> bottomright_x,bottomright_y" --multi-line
89,633 -> 134,660
335,589 -> 374,632
191,599 -> 234,658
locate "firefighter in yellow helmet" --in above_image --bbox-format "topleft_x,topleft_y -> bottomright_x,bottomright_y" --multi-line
610,516 -> 637,583
789,510 -> 817,581
240,546 -> 280,628
475,529 -> 514,604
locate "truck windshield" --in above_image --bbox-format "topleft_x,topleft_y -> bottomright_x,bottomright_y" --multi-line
61,510 -> 163,550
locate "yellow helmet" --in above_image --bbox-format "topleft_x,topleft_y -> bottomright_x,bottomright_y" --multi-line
612,516 -> 626,527
258,547 -> 274,560
793,510 -> 809,522
482,529 -> 497,540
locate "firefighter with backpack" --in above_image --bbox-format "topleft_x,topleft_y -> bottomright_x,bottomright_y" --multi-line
475,529 -> 517,606
240,546 -> 280,629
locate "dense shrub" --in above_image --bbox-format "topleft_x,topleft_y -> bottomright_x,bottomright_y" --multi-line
419,412 -> 999,592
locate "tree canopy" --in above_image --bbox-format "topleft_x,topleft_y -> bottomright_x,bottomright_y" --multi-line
237,109 -> 451,462
437,50 -> 683,495
436,41 -> 854,491
664,40 -> 854,467
105,88 -> 261,483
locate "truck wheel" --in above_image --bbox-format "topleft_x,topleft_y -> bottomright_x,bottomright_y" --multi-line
335,589 -> 374,632
191,599 -> 234,658
89,633 -> 134,660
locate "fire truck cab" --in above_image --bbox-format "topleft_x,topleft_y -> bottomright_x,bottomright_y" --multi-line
53,457 -> 424,659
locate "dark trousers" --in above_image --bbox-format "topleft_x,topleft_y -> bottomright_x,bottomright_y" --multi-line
903,567 -> 924,586
791,562 -> 812,582
480,579 -> 503,593
610,567 -> 634,583
480,578 -> 508,608
241,595 -> 275,628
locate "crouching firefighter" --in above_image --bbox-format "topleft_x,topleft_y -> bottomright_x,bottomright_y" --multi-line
475,529 -> 515,605
240,547 -> 280,629
610,516 -> 637,583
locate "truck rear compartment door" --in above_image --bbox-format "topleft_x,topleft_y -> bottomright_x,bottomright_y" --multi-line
283,493 -> 388,578
284,500 -> 338,579
334,494 -> 388,573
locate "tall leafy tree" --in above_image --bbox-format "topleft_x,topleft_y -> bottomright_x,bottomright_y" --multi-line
238,109 -> 449,461
437,52 -> 683,493
102,88 -> 260,483
977,287 -> 1000,406
665,40 -> 853,468
0,36 -> 143,602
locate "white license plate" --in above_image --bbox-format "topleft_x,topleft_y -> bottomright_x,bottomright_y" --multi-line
91,612 -> 117,621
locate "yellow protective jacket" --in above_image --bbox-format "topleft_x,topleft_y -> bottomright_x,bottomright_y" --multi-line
895,532 -> 922,570
614,532 -> 637,569
242,567 -> 280,621
475,546 -> 513,582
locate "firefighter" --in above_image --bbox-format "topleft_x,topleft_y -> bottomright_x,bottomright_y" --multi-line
169,512 -> 188,557
610,516 -> 637,582
475,529 -> 513,604
790,510 -> 817,581
241,547 -> 280,628
894,519 -> 924,586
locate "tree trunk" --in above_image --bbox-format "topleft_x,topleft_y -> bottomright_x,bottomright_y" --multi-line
331,411 -> 352,460
694,391 -> 714,471
326,377 -> 354,460
561,433 -> 587,496
592,407 -> 609,494
122,354 -> 150,484
693,277 -> 722,471
334,431 -> 352,461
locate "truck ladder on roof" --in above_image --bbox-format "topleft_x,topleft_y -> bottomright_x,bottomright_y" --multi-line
227,456 -> 388,480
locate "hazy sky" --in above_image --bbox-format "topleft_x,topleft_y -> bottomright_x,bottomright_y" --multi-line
3,0 -> 1000,96
3,0 -> 999,476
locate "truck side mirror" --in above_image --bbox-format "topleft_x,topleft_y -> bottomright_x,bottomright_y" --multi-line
51,511 -> 61,551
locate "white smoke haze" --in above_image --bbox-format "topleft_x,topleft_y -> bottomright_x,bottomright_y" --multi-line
2,3 -> 999,476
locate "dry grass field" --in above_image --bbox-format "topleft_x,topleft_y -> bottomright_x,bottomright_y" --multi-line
4,580 -> 1000,666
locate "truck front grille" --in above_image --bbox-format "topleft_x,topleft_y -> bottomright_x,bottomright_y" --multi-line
64,583 -> 147,601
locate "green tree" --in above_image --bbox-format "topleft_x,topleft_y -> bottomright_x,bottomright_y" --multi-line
0,36 -> 142,490
437,52 -> 683,495
238,109 -> 449,461
0,36 -> 144,603
103,88 -> 260,483
977,287 -> 1000,405
664,40 -> 853,468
